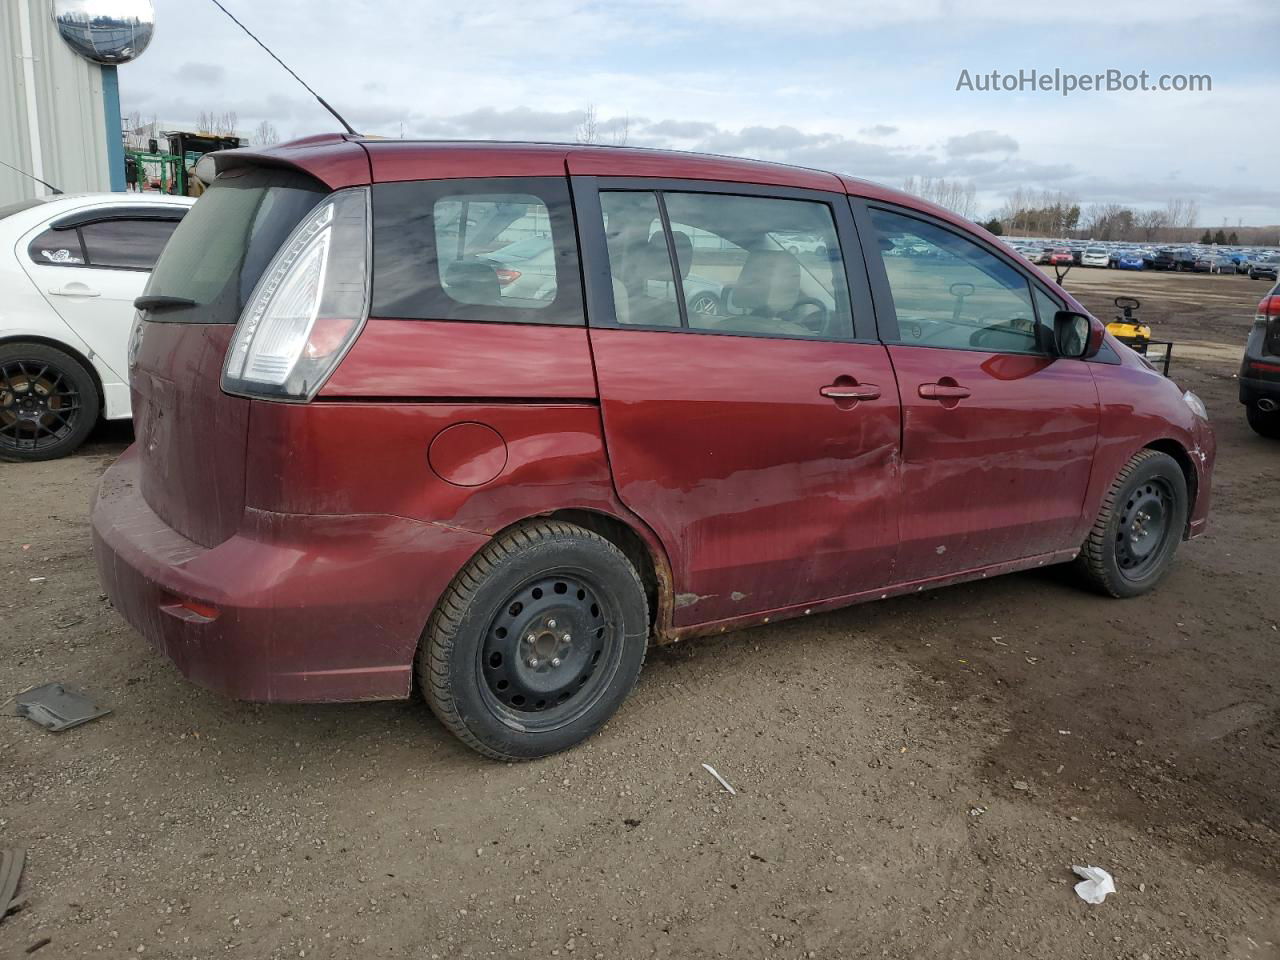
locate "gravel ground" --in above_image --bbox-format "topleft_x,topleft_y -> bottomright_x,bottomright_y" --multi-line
2,267 -> 1277,959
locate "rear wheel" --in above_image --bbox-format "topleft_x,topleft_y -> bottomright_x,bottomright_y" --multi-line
1246,403 -> 1280,439
0,343 -> 100,462
418,520 -> 649,760
687,291 -> 720,318
1077,450 -> 1187,598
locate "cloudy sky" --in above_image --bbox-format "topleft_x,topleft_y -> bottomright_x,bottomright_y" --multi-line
120,0 -> 1280,225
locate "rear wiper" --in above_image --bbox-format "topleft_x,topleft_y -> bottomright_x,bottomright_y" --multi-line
134,295 -> 196,312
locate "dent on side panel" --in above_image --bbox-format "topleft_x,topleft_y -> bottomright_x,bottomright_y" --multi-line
1085,356 -> 1212,536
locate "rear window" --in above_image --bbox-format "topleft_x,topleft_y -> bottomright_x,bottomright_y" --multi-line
0,197 -> 53,221
371,177 -> 583,326
141,166 -> 327,324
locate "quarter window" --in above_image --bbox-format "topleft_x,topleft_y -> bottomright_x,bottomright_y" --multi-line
372,177 -> 583,326
598,189 -> 854,340
28,228 -> 85,266
871,208 -> 1046,355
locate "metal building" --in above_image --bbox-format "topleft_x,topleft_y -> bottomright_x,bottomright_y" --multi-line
0,0 -> 132,204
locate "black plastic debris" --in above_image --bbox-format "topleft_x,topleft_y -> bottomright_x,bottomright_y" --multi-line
14,683 -> 111,732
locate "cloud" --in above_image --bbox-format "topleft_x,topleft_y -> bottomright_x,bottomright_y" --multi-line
174,62 -> 226,85
859,124 -> 898,138
946,130 -> 1019,156
644,119 -> 719,139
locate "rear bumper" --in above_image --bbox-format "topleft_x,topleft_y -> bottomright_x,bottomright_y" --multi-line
1240,374 -> 1280,405
91,446 -> 489,702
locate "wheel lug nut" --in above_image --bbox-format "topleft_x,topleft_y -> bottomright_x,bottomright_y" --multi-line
528,658 -> 539,668
562,633 -> 571,642
546,619 -> 557,629
525,634 -> 536,643
550,657 -> 561,668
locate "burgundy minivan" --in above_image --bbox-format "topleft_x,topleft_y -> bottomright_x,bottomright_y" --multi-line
92,136 -> 1216,760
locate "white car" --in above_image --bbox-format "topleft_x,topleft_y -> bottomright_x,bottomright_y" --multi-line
1081,245 -> 1110,268
0,192 -> 192,460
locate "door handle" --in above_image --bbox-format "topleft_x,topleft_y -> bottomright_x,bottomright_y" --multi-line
820,382 -> 881,401
48,285 -> 101,298
918,381 -> 971,401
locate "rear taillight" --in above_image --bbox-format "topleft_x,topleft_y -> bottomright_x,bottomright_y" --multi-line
495,268 -> 522,286
222,187 -> 370,401
1257,295 -> 1280,320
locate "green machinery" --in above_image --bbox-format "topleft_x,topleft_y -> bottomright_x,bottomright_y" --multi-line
124,131 -> 242,196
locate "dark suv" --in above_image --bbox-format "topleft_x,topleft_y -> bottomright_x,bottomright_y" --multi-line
1241,280 -> 1280,437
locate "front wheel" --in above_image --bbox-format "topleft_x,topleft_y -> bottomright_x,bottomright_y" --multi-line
1077,450 -> 1188,598
418,520 -> 649,760
1246,403 -> 1280,439
0,343 -> 100,462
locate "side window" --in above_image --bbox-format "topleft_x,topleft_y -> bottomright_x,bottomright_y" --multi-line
597,189 -> 854,340
80,219 -> 181,270
871,208 -> 1045,355
371,177 -> 583,326
28,228 -> 85,266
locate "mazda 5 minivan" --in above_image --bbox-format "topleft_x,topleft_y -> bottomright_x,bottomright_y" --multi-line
92,136 -> 1215,760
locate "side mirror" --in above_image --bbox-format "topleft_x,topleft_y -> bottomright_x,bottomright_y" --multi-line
1053,310 -> 1103,359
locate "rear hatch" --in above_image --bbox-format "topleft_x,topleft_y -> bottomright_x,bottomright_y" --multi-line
131,164 -> 332,546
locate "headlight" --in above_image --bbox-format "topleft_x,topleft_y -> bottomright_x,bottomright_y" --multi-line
1182,390 -> 1208,420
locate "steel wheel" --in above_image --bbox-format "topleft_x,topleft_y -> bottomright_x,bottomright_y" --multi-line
1078,449 -> 1187,598
1114,477 -> 1175,580
419,519 -> 649,760
0,355 -> 89,458
478,572 -> 621,731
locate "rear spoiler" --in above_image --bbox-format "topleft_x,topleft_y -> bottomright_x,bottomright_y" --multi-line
194,133 -> 371,191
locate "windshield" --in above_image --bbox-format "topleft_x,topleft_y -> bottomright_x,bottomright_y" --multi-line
143,166 -> 327,324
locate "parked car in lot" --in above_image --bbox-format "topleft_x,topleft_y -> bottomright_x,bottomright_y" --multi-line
1082,246 -> 1110,268
1114,249 -> 1146,271
0,192 -> 193,461
1047,247 -> 1074,266
1193,254 -> 1238,274
1248,258 -> 1278,281
91,138 -> 1216,760
1240,280 -> 1280,438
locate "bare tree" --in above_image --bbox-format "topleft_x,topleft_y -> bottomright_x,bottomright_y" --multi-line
1136,209 -> 1167,241
576,105 -> 599,144
253,120 -> 280,146
904,176 -> 978,220
196,111 -> 239,137
611,114 -> 630,147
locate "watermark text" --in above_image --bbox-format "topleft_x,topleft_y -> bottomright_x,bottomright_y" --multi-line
956,68 -> 1211,96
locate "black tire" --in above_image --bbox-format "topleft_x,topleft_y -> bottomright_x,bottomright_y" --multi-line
418,520 -> 649,760
1077,449 -> 1188,598
1246,403 -> 1280,439
0,343 -> 100,462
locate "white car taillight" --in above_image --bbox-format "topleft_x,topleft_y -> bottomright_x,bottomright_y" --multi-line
222,187 -> 370,401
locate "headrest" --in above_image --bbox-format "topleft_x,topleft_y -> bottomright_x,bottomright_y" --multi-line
443,260 -> 500,305
732,250 -> 801,314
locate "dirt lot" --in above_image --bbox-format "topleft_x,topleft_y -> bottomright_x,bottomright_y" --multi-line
2,267 -> 1277,959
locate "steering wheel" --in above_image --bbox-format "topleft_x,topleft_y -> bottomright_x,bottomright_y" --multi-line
790,297 -> 830,333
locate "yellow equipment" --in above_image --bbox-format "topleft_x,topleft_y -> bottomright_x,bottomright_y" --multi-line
1105,297 -> 1172,374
